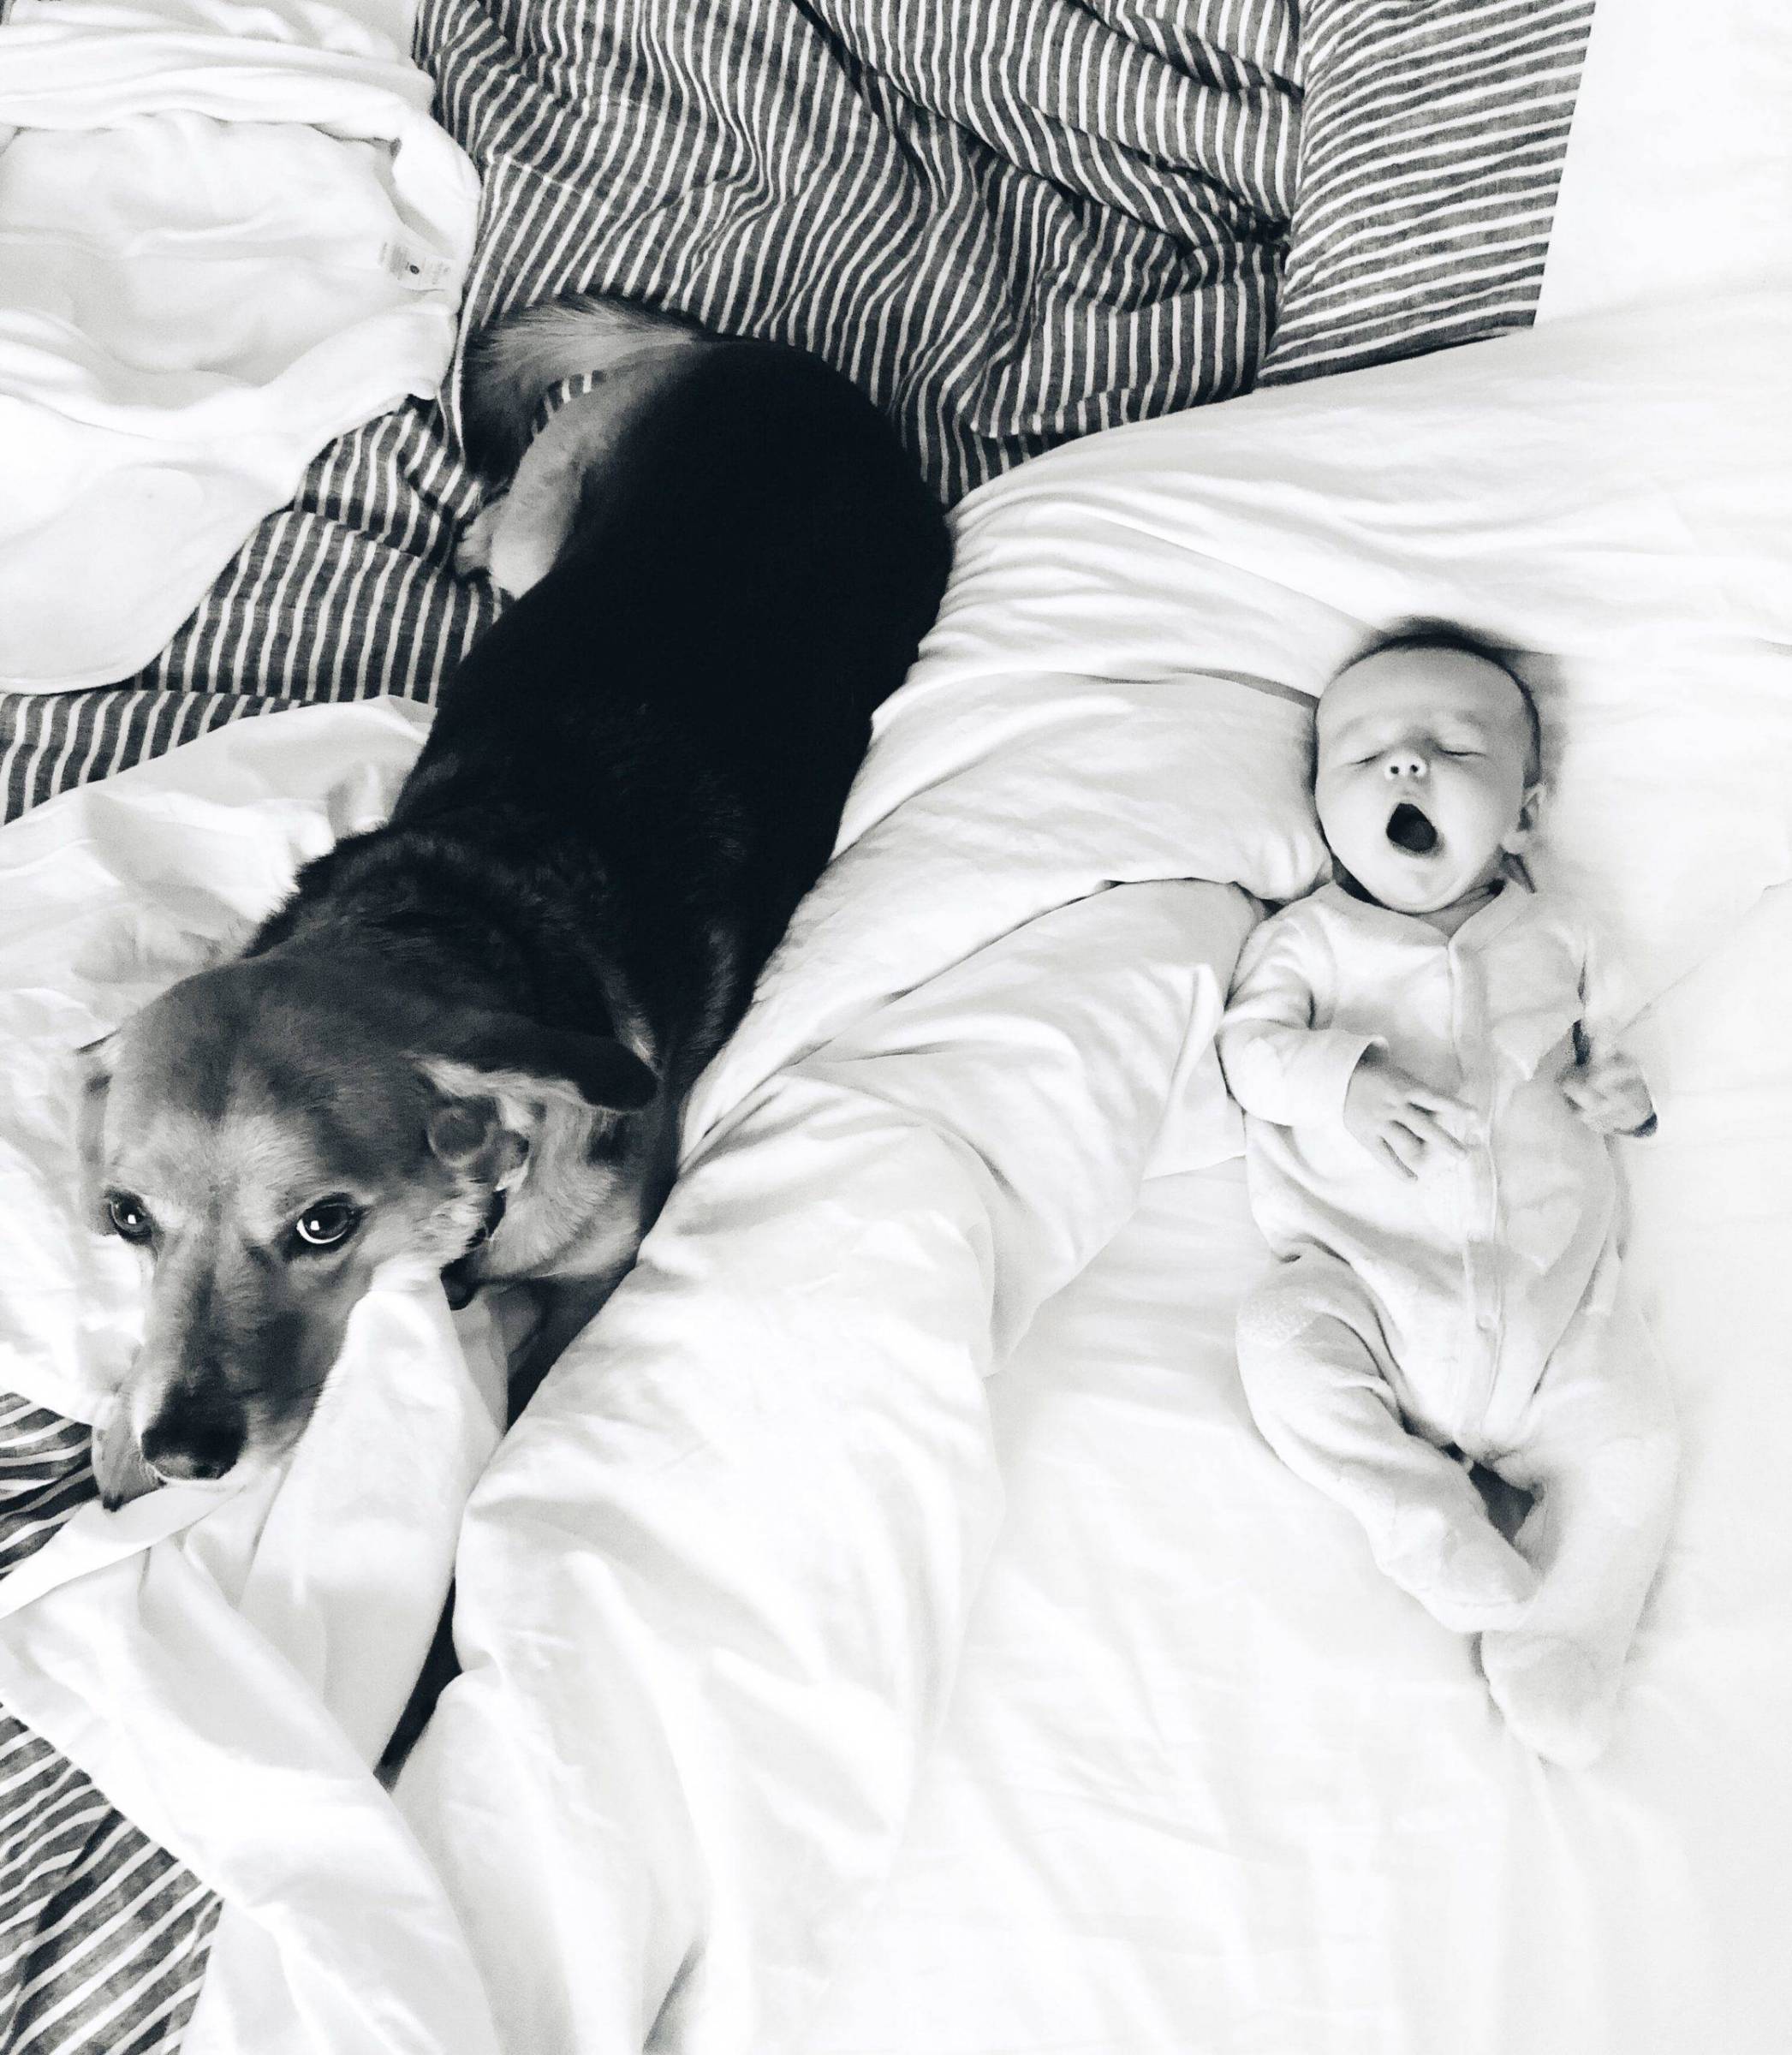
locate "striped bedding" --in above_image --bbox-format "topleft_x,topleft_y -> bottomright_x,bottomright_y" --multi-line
0,0 -> 1302,820
1259,0 -> 1595,384
0,1399 -> 220,2054
0,2 -> 1594,2047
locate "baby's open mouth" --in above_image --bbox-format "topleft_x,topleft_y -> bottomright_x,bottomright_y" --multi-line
1385,801 -> 1438,855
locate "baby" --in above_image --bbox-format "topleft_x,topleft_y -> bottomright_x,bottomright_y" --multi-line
1218,625 -> 1676,1766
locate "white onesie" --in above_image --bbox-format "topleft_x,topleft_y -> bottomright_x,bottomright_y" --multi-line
1220,878 -> 1677,1763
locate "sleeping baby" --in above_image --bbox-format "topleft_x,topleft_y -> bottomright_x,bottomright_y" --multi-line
1218,625 -> 1676,1767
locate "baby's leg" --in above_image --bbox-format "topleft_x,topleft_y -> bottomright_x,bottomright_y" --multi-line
1236,1254 -> 1535,1633
1479,1283 -> 1678,1767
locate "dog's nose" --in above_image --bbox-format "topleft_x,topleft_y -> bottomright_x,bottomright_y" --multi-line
140,1414 -> 242,1483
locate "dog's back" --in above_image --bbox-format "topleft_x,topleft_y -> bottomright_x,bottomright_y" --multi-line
407,314 -> 952,1052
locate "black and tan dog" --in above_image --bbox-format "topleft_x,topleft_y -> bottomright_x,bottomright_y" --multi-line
81,295 -> 951,1507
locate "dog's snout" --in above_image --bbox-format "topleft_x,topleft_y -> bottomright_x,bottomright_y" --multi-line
140,1409 -> 244,1484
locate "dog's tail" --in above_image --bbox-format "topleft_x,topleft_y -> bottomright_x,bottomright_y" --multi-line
461,292 -> 711,476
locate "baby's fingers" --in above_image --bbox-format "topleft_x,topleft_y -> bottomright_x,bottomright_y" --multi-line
1379,1124 -> 1425,1180
1563,1063 -> 1655,1134
1403,1086 -> 1475,1141
1377,1139 -> 1418,1181
1397,1102 -> 1464,1156
1559,1068 -> 1598,1113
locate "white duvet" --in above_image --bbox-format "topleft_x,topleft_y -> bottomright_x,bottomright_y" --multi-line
0,282 -> 1787,2055
0,0 -> 477,691
0,674 -> 1282,2053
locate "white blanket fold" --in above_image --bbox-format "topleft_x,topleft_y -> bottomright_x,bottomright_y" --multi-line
0,656 -> 1269,2052
0,0 -> 479,691
399,879 -> 1256,2055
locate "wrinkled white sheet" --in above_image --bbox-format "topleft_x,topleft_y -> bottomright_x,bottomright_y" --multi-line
789,19 -> 1792,2033
0,703 -> 515,2055
403,292 -> 1791,2054
397,879 -> 1261,2055
806,885 -> 1792,2055
0,671 -> 1281,2054
1,278 -> 1787,2052
0,286 -> 1786,2053
0,0 -> 478,691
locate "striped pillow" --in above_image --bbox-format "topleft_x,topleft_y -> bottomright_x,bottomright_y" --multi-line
1258,0 -> 1595,385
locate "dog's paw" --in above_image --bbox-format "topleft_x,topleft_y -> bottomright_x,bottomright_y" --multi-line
92,1391 -> 163,1511
455,497 -> 509,582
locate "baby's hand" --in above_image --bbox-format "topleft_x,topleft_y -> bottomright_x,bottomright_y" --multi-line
1343,1047 -> 1471,1180
1560,1044 -> 1657,1135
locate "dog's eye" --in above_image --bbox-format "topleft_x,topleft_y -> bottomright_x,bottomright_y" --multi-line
293,1199 -> 363,1251
105,1193 -> 154,1244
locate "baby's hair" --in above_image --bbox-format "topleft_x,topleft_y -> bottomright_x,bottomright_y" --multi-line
1343,619 -> 1543,784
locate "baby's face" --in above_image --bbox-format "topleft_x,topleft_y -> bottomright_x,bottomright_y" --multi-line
1314,647 -> 1539,916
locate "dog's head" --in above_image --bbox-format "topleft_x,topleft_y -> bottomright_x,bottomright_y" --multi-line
80,950 -> 658,1506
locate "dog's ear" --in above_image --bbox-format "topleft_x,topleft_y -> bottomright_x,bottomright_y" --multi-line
424,1098 -> 530,1186
420,1016 -> 658,1197
420,1011 -> 658,1114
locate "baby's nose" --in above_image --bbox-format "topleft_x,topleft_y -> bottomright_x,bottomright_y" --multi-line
1383,748 -> 1427,780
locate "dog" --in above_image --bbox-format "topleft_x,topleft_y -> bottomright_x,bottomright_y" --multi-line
80,293 -> 952,1510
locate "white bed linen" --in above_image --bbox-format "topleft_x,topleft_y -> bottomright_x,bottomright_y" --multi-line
797,11 -> 1792,2035
404,293 -> 1790,2054
0,287 -> 1783,2054
0,289 -> 1783,2052
398,877 -> 1259,2055
1538,0 -> 1792,324
0,703 -> 515,2055
0,0 -> 478,691
0,670 -> 1283,2052
806,884 -> 1792,2055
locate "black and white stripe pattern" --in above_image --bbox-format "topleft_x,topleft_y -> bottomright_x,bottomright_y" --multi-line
0,1729 -> 218,2055
0,408 -> 497,819
0,1398 -> 217,2055
431,0 -> 1298,496
1,0 -> 1302,824
1258,0 -> 1594,384
0,1398 -> 94,1582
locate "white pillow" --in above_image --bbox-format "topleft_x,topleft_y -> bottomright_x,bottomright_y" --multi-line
889,290 -> 1792,1014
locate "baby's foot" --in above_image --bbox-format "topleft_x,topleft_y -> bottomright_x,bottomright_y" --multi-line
1376,1510 -> 1537,1634
1480,1631 -> 1618,1768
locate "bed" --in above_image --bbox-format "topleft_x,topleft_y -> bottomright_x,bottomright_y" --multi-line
2,0 -> 1789,2051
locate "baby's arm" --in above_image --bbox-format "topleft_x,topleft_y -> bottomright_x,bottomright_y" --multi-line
1217,913 -> 1372,1125
1560,920 -> 1658,1138
1220,912 -> 1468,1179
1560,1022 -> 1658,1137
